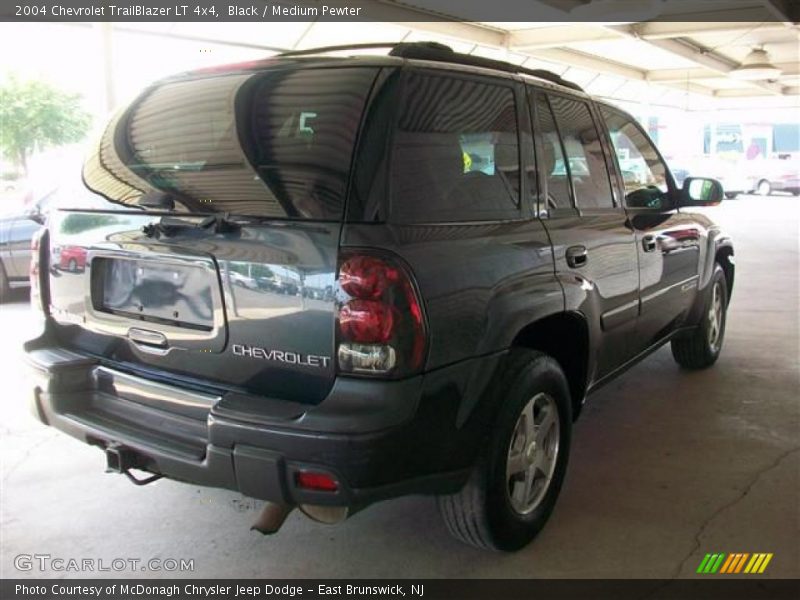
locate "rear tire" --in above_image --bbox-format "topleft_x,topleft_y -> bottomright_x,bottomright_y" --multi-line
724,192 -> 739,200
756,179 -> 771,196
437,349 -> 572,551
671,264 -> 728,369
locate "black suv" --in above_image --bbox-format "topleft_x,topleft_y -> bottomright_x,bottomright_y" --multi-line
25,43 -> 734,551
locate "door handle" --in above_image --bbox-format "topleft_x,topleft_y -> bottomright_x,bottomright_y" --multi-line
642,235 -> 658,253
566,245 -> 588,268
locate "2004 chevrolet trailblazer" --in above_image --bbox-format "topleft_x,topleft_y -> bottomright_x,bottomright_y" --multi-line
25,43 -> 734,551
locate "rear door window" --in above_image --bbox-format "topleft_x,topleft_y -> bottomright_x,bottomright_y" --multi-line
547,94 -> 615,209
83,67 -> 378,220
390,71 -> 520,223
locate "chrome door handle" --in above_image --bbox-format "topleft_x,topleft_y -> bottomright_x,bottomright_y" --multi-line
566,245 -> 588,268
642,235 -> 658,253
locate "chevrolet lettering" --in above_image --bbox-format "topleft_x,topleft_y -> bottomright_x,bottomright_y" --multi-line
232,344 -> 331,369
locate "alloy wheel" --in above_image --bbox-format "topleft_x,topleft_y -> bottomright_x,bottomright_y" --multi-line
505,392 -> 560,515
707,281 -> 724,352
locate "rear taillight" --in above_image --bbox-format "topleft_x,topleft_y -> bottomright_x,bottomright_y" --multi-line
336,251 -> 426,377
29,227 -> 47,313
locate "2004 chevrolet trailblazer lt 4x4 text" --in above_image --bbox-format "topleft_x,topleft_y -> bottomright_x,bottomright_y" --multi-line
25,42 -> 734,551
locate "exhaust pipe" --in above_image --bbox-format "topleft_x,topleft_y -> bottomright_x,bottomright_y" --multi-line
251,503 -> 348,534
299,504 -> 349,525
251,502 -> 295,535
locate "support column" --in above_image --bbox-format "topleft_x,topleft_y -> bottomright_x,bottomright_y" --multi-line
96,22 -> 115,114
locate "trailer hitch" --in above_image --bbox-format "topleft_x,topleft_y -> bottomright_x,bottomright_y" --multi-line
105,443 -> 163,486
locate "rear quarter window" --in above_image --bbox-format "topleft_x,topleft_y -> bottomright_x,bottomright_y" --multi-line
390,71 -> 521,223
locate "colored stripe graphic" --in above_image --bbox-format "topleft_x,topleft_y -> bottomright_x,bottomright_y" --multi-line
724,553 -> 741,574
734,553 -> 749,573
745,554 -> 761,573
697,554 -> 713,574
703,553 -> 775,574
718,554 -> 735,573
710,554 -> 726,573
703,554 -> 719,574
758,553 -> 773,573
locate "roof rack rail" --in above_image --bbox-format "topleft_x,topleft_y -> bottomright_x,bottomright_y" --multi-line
278,42 -> 400,57
389,42 -> 584,92
277,41 -> 584,93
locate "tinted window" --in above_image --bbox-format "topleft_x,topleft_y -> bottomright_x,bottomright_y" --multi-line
83,68 -> 378,219
535,94 -> 572,210
548,95 -> 614,209
391,72 -> 520,223
600,105 -> 670,209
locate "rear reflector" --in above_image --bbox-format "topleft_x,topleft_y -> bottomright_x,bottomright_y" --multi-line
295,471 -> 339,492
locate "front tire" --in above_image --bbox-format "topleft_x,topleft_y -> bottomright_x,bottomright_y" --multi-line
671,264 -> 728,369
756,179 -> 771,196
437,349 -> 572,551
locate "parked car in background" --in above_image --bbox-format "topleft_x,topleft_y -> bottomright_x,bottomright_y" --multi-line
0,177 -> 75,301
686,157 -> 756,199
0,170 -> 122,300
226,269 -> 259,290
57,245 -> 88,272
714,170 -> 757,200
0,209 -> 42,301
749,156 -> 800,196
679,155 -> 800,198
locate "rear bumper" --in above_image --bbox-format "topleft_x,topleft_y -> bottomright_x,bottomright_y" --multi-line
25,336 -> 490,509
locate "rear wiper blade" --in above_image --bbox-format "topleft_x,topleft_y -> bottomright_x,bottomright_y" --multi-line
142,213 -> 240,238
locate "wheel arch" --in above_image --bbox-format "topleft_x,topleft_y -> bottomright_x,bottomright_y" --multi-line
715,244 -> 735,301
510,311 -> 590,420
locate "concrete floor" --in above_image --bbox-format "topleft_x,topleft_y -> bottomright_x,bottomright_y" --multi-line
1,195 -> 798,579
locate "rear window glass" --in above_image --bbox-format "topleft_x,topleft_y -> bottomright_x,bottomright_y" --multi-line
83,67 -> 378,219
390,72 -> 520,223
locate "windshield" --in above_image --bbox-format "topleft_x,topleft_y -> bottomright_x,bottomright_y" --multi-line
82,67 -> 378,220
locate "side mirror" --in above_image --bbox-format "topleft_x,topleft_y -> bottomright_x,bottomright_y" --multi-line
23,206 -> 45,225
680,177 -> 724,207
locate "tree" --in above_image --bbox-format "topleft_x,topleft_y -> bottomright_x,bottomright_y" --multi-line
0,76 -> 91,174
